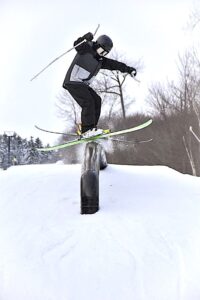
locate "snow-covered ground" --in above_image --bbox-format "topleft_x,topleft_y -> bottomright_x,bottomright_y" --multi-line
0,163 -> 200,300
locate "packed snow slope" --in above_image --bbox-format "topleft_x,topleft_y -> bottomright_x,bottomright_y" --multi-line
0,163 -> 200,300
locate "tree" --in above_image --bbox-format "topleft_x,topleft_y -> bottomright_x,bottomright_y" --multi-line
187,6 -> 200,30
0,133 -> 56,167
56,89 -> 81,128
147,51 -> 200,175
94,51 -> 140,119
0,134 -> 7,166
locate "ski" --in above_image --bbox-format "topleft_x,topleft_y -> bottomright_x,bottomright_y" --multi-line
35,125 -> 153,144
37,119 -> 152,152
110,137 -> 153,144
35,125 -> 109,137
35,125 -> 77,136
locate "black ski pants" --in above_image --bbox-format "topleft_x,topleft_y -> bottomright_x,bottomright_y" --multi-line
64,83 -> 102,133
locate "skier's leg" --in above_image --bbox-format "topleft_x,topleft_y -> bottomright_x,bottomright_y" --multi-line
88,87 -> 102,127
65,83 -> 96,132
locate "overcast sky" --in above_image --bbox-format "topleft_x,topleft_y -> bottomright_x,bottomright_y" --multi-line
0,0 -> 199,144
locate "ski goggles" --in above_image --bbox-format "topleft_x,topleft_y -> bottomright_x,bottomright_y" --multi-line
97,46 -> 108,56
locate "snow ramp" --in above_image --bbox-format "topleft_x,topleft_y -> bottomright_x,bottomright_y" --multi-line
0,163 -> 200,300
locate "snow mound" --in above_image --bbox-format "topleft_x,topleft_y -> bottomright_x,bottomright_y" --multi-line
0,164 -> 200,300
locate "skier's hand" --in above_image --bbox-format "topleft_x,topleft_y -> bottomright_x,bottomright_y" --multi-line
127,67 -> 137,77
82,32 -> 94,41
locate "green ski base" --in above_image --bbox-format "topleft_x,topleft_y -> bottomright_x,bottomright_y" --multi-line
37,119 -> 153,152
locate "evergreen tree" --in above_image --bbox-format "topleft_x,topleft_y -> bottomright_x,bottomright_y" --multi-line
0,134 -> 7,165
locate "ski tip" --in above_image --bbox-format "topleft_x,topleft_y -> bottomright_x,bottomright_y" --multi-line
144,119 -> 153,127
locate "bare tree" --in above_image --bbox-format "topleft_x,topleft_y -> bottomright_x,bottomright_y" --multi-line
147,50 -> 200,175
93,51 -> 141,119
187,6 -> 200,30
55,88 -> 81,128
149,52 -> 200,115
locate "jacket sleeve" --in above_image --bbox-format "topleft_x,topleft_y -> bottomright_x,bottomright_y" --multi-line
101,57 -> 131,73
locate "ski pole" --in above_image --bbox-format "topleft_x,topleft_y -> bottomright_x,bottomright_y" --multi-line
133,77 -> 141,83
30,39 -> 85,81
93,24 -> 100,36
30,24 -> 100,82
130,73 -> 141,83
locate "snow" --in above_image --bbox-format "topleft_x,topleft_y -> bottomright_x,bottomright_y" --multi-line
0,163 -> 200,300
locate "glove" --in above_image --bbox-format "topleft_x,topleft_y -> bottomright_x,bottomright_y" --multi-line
127,67 -> 137,77
82,32 -> 93,41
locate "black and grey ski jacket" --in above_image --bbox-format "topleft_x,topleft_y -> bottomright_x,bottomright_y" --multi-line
63,36 -> 132,88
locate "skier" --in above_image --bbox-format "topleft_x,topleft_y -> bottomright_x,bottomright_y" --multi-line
63,32 -> 137,138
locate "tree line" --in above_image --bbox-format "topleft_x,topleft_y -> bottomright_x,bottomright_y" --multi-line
0,133 -> 56,167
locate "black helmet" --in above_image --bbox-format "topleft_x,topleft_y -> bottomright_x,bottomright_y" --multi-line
96,35 -> 113,52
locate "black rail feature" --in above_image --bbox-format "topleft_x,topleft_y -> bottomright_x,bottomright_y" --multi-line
81,142 -> 107,214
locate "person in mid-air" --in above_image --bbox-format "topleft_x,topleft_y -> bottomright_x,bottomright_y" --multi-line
63,32 -> 137,138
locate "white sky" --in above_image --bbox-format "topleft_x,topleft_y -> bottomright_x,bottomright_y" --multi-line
0,0 -> 199,144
